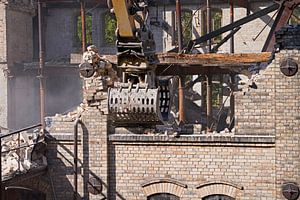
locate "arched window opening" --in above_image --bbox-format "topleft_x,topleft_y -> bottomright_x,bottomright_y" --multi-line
203,194 -> 235,200
147,193 -> 180,200
77,13 -> 93,46
171,9 -> 193,46
202,8 -> 222,42
289,6 -> 299,25
181,9 -> 193,44
103,12 -> 117,45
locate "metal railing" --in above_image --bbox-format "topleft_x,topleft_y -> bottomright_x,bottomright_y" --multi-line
0,124 -> 42,200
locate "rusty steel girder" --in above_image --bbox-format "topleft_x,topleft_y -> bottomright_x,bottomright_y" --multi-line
263,0 -> 300,52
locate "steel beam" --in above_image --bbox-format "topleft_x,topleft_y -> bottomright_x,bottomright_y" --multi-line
211,27 -> 241,53
262,0 -> 300,52
170,3 -> 280,53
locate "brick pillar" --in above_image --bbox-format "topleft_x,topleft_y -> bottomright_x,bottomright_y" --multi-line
274,50 -> 300,199
0,4 -> 8,130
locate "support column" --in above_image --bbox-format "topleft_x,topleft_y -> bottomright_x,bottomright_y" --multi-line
38,1 -> 45,132
176,0 -> 185,123
207,0 -> 212,52
206,74 -> 212,132
178,76 -> 185,123
229,74 -> 235,129
80,0 -> 86,52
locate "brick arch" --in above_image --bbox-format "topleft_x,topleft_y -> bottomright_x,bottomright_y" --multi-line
141,178 -> 188,197
196,181 -> 243,199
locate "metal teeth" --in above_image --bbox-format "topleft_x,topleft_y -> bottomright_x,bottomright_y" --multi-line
108,81 -> 171,125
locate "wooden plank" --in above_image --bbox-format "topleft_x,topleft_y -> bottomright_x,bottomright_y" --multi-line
156,52 -> 272,65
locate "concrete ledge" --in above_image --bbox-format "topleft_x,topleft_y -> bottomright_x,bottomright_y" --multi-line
46,133 -> 81,141
109,134 -> 275,146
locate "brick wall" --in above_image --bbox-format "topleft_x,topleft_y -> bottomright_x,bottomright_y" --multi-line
274,50 -> 300,199
235,38 -> 300,199
108,136 -> 276,200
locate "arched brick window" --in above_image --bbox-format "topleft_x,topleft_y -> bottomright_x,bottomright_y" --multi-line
203,194 -> 235,200
141,178 -> 187,198
196,181 -> 243,199
147,193 -> 180,200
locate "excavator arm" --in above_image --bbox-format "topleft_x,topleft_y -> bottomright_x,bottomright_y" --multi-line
107,0 -> 171,126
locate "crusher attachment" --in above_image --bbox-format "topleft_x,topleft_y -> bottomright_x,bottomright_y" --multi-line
108,80 -> 171,126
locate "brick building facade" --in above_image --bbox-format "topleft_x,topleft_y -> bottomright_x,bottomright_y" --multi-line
0,0 -> 299,200
45,46 -> 300,200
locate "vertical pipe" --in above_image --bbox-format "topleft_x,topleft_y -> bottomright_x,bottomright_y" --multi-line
18,133 -> 20,172
206,74 -> 212,132
38,1 -> 46,133
176,0 -> 185,123
178,76 -> 185,123
207,0 -> 212,52
80,0 -> 86,52
74,119 -> 80,200
229,74 -> 235,129
176,0 -> 183,51
230,0 -> 234,53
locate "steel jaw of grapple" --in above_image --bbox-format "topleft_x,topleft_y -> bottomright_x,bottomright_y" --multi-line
108,80 -> 171,126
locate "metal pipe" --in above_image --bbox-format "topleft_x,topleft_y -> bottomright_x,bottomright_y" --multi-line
80,0 -> 86,52
178,76 -> 185,123
206,74 -> 212,132
229,74 -> 235,130
230,0 -> 234,53
207,0 -> 212,52
176,0 -> 185,123
38,1 -> 46,133
0,124 -> 42,139
74,119 -> 81,200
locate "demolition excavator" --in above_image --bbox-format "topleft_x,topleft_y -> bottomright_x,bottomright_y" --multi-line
106,0 -> 171,126
79,0 -> 299,126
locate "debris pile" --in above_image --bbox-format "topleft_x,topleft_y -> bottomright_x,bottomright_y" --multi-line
1,131 -> 47,180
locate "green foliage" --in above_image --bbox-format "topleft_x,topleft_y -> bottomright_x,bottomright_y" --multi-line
104,13 -> 117,45
77,15 -> 93,45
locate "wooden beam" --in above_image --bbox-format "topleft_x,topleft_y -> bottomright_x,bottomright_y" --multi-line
71,52 -> 272,76
156,52 -> 272,66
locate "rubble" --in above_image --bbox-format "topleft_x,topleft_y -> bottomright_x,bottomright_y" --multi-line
1,131 -> 47,180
